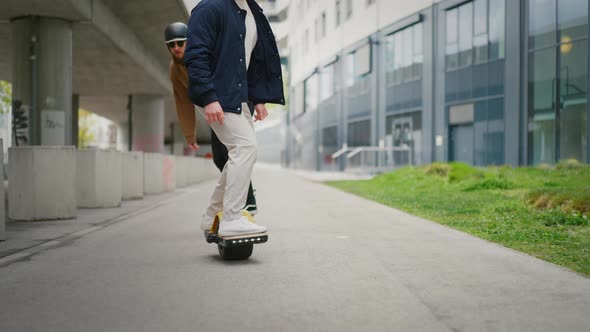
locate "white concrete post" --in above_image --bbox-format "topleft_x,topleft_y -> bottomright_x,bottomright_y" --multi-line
8,146 -> 77,221
122,151 -> 144,200
76,149 -> 122,208
163,155 -> 176,192
143,153 -> 164,195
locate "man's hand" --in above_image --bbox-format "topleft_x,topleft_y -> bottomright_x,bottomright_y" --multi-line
204,101 -> 224,125
254,103 -> 268,122
188,142 -> 200,151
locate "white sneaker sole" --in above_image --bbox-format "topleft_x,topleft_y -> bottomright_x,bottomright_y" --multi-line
218,229 -> 267,237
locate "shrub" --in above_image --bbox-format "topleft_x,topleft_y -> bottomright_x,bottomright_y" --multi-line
538,209 -> 589,227
424,162 -> 451,177
526,189 -> 590,215
536,163 -> 553,170
464,178 -> 516,191
448,162 -> 483,183
556,159 -> 586,170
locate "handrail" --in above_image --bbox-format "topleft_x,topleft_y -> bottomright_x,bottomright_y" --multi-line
346,146 -> 411,158
346,147 -> 364,159
331,146 -> 350,159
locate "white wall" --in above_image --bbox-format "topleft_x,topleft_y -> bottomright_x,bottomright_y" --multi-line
288,0 -> 438,85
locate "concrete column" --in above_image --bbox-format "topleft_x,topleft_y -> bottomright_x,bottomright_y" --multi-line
117,122 -> 130,152
72,94 -> 79,148
131,95 -> 165,153
11,16 -> 73,146
0,139 -> 5,241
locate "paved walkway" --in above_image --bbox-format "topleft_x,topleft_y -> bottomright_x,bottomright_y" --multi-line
0,187 -> 190,262
0,165 -> 589,332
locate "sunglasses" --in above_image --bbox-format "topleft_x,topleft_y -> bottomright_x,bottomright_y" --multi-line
167,40 -> 185,48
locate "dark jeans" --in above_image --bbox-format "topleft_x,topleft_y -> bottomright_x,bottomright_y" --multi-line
211,131 -> 256,206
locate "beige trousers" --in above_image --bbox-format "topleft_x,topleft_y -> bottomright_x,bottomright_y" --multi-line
197,103 -> 257,221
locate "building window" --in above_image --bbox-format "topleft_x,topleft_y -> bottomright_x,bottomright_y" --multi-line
384,22 -> 424,86
489,0 -> 506,60
345,43 -> 372,87
354,43 -> 372,77
344,52 -> 355,87
527,0 -> 588,164
304,73 -> 319,113
458,2 -> 473,67
348,120 -> 371,147
473,0 -> 488,64
335,0 -> 341,27
320,62 -> 336,101
446,8 -> 459,69
446,0 -> 505,71
346,0 -> 353,19
296,0 -> 305,20
293,83 -> 305,117
304,29 -> 309,54
314,18 -> 319,42
321,12 -> 327,38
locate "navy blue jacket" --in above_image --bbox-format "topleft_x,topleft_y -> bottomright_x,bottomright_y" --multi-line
185,0 -> 285,114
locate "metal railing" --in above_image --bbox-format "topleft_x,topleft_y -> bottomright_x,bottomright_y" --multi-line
331,146 -> 412,174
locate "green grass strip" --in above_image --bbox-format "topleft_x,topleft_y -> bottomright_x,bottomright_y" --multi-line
327,163 -> 590,277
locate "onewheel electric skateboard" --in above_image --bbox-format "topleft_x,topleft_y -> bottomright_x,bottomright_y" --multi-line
204,211 -> 268,260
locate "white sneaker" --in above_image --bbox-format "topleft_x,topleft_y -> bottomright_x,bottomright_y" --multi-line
201,214 -> 214,231
218,217 -> 267,237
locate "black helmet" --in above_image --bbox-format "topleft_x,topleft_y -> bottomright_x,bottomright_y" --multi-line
164,22 -> 188,43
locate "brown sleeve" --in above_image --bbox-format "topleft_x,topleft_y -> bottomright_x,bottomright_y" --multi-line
170,66 -> 197,144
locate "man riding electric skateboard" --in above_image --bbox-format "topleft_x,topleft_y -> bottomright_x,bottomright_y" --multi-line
184,0 -> 284,236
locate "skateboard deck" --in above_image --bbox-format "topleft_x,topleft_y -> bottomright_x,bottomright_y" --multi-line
204,210 -> 268,260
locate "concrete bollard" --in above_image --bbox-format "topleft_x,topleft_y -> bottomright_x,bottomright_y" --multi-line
187,157 -> 197,184
77,149 -> 123,208
143,153 -> 164,195
8,146 -> 77,221
0,139 -> 5,240
193,158 -> 202,183
181,157 -> 217,185
122,151 -> 144,200
175,156 -> 187,188
163,155 -> 176,192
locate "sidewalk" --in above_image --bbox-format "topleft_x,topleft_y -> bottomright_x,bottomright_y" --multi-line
0,184 -> 209,265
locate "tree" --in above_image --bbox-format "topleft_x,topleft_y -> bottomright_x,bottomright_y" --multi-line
0,81 -> 11,114
78,109 -> 96,148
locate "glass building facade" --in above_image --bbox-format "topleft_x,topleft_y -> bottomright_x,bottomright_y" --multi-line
286,0 -> 590,170
445,0 -> 506,166
527,0 -> 588,164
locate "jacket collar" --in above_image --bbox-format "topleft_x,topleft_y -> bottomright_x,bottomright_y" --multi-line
228,0 -> 263,13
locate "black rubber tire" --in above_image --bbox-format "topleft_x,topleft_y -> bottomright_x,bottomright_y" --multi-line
218,244 -> 254,260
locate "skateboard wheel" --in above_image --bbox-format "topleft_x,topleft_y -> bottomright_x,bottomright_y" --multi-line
218,243 -> 254,260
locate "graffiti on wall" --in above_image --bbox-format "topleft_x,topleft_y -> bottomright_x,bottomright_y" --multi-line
12,100 -> 29,146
